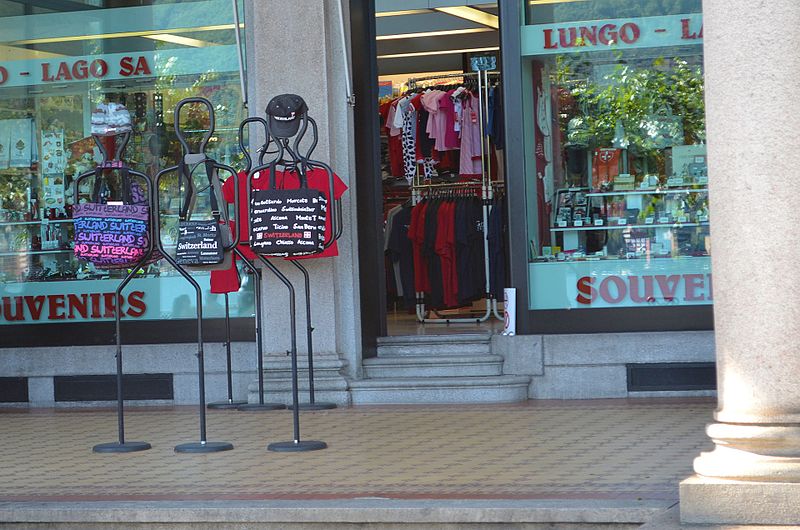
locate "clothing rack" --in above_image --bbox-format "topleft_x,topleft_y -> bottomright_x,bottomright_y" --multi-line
409,69 -> 503,324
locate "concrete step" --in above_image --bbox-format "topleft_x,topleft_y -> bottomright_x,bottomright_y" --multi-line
246,354 -> 351,406
376,334 -> 492,357
349,375 -> 531,405
261,355 -> 348,379
363,354 -> 504,378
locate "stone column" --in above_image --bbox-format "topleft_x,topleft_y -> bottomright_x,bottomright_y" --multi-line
680,0 -> 800,525
240,0 -> 361,405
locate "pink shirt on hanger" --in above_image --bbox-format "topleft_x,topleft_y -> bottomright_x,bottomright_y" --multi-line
439,90 -> 460,150
421,90 -> 446,145
459,93 -> 483,176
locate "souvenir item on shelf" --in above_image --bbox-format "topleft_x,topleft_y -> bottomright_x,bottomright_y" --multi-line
91,103 -> 132,136
591,148 -> 621,191
0,120 -> 11,169
614,173 -> 635,191
8,118 -> 33,168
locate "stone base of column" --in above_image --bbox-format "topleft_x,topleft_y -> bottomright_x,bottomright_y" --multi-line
681,475 -> 800,525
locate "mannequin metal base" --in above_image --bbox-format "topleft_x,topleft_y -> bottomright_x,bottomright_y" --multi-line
93,441 -> 151,453
237,403 -> 287,412
174,441 -> 234,453
268,440 -> 327,452
288,402 -> 337,411
207,400 -> 248,410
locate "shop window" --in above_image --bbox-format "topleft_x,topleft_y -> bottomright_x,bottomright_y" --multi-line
0,0 -> 252,329
521,0 -> 708,311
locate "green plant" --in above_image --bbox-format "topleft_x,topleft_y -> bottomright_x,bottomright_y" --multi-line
559,56 -> 705,158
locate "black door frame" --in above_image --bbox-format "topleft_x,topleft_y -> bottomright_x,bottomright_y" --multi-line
350,0 -> 386,358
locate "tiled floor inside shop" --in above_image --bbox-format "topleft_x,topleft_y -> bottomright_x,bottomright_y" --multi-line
386,306 -> 504,335
0,399 -> 713,503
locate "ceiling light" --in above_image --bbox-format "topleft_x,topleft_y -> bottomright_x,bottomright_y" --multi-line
378,46 -> 499,60
8,24 -> 242,46
433,6 -> 499,29
376,9 -> 431,17
144,34 -> 217,47
377,27 -> 493,41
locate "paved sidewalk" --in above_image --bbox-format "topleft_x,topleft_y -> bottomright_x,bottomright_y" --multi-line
0,398 -> 714,528
0,398 -> 712,502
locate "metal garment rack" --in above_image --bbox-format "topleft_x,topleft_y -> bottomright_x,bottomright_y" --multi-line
407,70 -> 503,323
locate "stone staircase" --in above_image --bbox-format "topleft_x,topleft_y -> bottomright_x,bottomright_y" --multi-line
247,352 -> 352,406
349,333 -> 531,404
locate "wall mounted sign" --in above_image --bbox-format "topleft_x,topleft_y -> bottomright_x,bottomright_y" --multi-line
0,46 -> 237,88
529,257 -> 712,310
522,13 -> 703,56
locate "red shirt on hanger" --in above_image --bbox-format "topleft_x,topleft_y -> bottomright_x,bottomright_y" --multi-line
210,167 -> 348,294
408,201 -> 430,293
222,167 -> 347,259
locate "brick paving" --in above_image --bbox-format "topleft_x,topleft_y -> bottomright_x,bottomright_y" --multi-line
0,399 -> 714,503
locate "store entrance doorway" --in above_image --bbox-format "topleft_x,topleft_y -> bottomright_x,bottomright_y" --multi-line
370,2 -> 507,337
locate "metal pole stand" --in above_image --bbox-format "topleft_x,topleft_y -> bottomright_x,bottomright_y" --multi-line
80,136 -> 152,454
260,258 -> 326,452
287,261 -> 336,411
207,293 -> 247,409
93,261 -> 152,453
237,250 -> 287,411
154,157 -> 234,453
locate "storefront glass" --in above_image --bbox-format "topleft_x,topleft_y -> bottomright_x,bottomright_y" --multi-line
0,0 -> 251,327
521,0 -> 708,311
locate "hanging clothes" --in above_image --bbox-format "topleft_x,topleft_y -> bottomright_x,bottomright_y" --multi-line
380,99 -> 404,177
387,203 -> 415,309
488,195 -> 507,298
459,94 -> 483,178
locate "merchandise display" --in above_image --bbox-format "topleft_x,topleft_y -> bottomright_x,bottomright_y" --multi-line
523,0 -> 709,312
531,52 -> 709,265
0,76 -> 244,290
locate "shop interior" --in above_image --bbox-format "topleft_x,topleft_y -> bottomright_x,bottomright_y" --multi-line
374,2 -> 507,336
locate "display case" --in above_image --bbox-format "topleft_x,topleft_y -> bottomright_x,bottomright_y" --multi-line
547,185 -> 710,262
0,83 -> 244,285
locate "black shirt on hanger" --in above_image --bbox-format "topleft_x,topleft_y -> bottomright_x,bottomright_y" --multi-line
423,199 -> 444,309
488,196 -> 507,298
388,204 -> 416,310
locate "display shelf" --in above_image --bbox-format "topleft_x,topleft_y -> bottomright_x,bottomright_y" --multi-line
551,221 -> 710,232
0,249 -> 72,257
585,187 -> 708,198
0,219 -> 74,227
